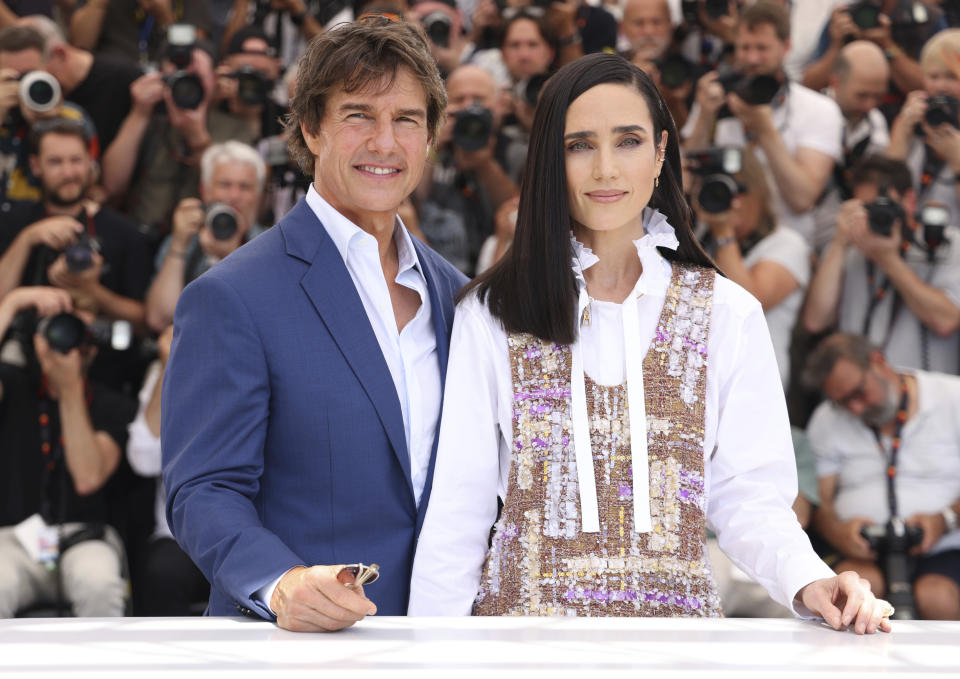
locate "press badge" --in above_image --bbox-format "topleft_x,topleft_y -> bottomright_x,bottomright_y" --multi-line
13,514 -> 59,566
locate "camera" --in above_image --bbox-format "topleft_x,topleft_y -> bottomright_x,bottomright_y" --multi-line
19,70 -> 61,114
422,10 -> 452,48
164,71 -> 205,110
452,105 -> 493,151
657,55 -> 695,90
860,518 -> 923,620
717,68 -> 781,106
64,232 -> 101,273
686,147 -> 744,214
917,203 -> 951,252
925,94 -> 959,129
230,66 -> 271,107
865,189 -> 906,237
513,73 -> 550,109
36,312 -> 132,354
205,203 -> 240,241
846,1 -> 882,29
681,0 -> 730,23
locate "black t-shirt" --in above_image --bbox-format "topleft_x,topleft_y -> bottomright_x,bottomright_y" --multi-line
68,57 -> 143,150
0,363 -> 137,527
577,4 -> 618,55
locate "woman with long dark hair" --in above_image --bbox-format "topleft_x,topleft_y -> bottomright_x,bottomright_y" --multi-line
409,53 -> 891,633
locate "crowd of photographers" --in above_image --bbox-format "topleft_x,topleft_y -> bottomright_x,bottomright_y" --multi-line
0,0 -> 958,621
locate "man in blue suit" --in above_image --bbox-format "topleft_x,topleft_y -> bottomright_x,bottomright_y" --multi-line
161,16 -> 467,632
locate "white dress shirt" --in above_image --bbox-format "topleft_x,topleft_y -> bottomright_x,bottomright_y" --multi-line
257,186 -> 441,611
409,210 -> 835,617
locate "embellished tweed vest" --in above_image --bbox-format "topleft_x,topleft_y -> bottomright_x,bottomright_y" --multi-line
473,264 -> 721,617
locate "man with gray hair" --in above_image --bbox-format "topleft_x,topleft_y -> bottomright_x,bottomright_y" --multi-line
144,140 -> 266,333
805,332 -> 960,620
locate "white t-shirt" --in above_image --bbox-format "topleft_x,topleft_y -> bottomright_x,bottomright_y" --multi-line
744,226 -> 811,386
409,211 -> 834,617
837,227 -> 960,374
808,370 -> 960,555
683,81 -> 844,244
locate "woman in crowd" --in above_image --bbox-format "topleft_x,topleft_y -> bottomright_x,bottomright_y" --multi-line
694,148 -> 811,387
409,52 -> 891,634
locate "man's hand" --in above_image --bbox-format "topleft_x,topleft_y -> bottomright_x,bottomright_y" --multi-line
270,565 -> 377,632
848,215 -> 901,267
0,286 -> 73,335
47,252 -> 104,294
895,90 -> 928,131
833,198 -> 866,248
130,71 -> 166,117
157,324 -> 174,365
453,135 -> 496,173
798,571 -> 892,634
699,199 -> 740,241
922,122 -> 960,174
34,333 -> 85,393
0,68 -> 20,121
828,6 -> 859,48
906,512 -> 946,555
861,13 -> 894,50
834,517 -> 877,561
198,217 -> 245,262
727,93 -> 774,137
163,87 -> 211,151
171,198 -> 205,249
27,216 -> 85,251
694,71 -> 726,120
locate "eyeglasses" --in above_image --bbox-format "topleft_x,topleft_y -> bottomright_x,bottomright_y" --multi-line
338,562 -> 380,588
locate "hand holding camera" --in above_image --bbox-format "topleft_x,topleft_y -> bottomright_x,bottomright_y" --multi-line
199,203 -> 244,261
33,331 -> 86,393
130,71 -> 166,117
0,68 -> 21,121
26,216 -> 84,252
828,5 -> 859,47
0,286 -> 73,339
171,197 -> 205,250
47,246 -> 104,294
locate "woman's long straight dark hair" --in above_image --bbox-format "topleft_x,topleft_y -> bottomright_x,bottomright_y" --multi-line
461,52 -> 717,345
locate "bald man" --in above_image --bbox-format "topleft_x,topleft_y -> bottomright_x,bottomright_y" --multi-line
809,41 -> 892,252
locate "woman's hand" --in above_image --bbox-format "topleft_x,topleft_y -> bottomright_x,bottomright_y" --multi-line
798,571 -> 893,634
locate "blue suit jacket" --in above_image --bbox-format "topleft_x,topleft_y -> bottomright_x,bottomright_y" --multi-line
161,198 -> 467,618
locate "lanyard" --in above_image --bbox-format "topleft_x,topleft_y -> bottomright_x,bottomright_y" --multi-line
870,375 -> 909,520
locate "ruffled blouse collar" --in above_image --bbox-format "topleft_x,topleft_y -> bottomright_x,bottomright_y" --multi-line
570,207 -> 680,295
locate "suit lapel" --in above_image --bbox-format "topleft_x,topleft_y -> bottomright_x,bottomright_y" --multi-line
283,201 -> 414,500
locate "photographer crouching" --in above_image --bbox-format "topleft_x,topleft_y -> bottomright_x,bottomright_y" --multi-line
0,285 -> 136,617
804,333 -> 960,620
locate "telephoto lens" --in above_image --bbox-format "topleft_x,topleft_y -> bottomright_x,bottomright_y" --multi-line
205,203 -> 240,240
19,70 -> 61,113
233,66 -> 270,107
165,71 -> 205,110
38,313 -> 133,353
422,11 -> 452,48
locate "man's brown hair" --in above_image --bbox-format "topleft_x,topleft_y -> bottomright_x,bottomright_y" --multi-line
738,1 -> 790,43
284,16 -> 447,176
0,25 -> 46,56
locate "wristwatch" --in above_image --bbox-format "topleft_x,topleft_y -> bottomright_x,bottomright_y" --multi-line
942,505 -> 958,533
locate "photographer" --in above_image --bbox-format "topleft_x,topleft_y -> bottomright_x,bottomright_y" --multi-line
812,40 -> 892,252
804,333 -> 960,620
0,26 -> 99,212
103,27 -> 256,236
886,29 -> 960,227
692,147 -> 810,387
144,141 -> 266,333
220,0 -> 326,68
213,26 -> 282,141
414,63 -> 520,275
803,155 -> 960,374
0,285 -> 134,618
682,1 -> 843,245
803,1 -> 946,101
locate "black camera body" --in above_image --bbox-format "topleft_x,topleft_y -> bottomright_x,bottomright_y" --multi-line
860,518 -> 923,620
686,147 -> 744,214
205,203 -> 240,241
422,10 -> 452,48
718,70 -> 781,106
36,312 -> 132,354
657,55 -> 695,90
164,71 -> 205,110
452,105 -> 493,152
925,94 -> 959,129
230,66 -> 271,107
847,1 -> 883,29
865,191 -> 906,238
681,0 -> 730,22
64,232 -> 101,273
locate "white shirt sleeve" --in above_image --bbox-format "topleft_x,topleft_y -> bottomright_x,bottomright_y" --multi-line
408,295 -> 511,615
705,283 -> 836,615
126,361 -> 163,477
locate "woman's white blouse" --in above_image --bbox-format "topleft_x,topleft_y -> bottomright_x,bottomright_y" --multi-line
408,212 -> 835,616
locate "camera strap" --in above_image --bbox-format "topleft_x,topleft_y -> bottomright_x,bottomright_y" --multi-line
919,144 -> 947,203
870,375 -> 909,520
45,206 -> 96,239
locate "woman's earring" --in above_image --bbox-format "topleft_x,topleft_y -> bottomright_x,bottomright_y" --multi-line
654,175 -> 659,188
